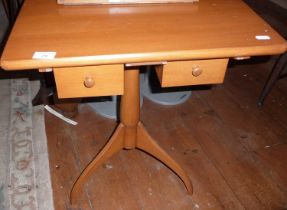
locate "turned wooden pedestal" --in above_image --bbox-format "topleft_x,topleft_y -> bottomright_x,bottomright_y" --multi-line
70,67 -> 193,204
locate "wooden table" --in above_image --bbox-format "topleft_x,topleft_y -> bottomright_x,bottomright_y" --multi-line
1,0 -> 286,206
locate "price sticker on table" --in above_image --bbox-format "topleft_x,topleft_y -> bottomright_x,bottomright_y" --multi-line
32,52 -> 56,60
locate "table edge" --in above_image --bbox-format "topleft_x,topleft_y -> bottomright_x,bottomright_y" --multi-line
1,44 -> 286,70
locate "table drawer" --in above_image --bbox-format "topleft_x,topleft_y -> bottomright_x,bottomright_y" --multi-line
54,65 -> 124,98
155,59 -> 229,87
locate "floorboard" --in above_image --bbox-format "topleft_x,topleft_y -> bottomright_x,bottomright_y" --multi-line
46,55 -> 287,209
44,1 -> 287,210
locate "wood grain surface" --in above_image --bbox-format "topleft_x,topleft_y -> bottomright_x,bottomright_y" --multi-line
53,65 -> 124,98
156,58 -> 229,87
45,57 -> 287,209
57,0 -> 198,5
1,0 -> 286,70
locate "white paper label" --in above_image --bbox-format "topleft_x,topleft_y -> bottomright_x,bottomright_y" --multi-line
255,35 -> 271,40
32,52 -> 56,59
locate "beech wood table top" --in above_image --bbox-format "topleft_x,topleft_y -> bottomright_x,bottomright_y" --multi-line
1,0 -> 286,70
1,0 -> 286,206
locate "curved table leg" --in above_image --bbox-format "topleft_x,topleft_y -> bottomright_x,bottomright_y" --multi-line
136,122 -> 193,195
70,123 -> 125,204
70,67 -> 193,206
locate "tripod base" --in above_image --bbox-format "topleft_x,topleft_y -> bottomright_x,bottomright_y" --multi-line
70,122 -> 192,204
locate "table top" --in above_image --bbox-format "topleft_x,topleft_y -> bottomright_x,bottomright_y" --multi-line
1,0 -> 286,70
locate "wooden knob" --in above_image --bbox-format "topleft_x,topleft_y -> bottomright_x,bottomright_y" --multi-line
192,65 -> 202,77
84,75 -> 95,88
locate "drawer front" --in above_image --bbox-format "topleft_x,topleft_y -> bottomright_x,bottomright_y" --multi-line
54,65 -> 124,98
156,59 -> 229,87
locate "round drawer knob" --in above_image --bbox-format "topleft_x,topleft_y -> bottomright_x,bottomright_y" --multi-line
84,75 -> 95,88
192,65 -> 202,77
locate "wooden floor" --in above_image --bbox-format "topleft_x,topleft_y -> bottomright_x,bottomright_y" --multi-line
45,55 -> 287,210
44,1 -> 287,209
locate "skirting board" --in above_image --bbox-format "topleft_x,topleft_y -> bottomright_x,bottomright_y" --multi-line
269,0 -> 287,9
57,0 -> 198,5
